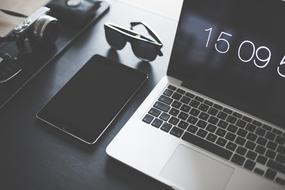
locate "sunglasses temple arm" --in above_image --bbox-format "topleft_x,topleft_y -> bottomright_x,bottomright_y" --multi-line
130,22 -> 163,46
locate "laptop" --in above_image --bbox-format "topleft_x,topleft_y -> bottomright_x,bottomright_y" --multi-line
106,0 -> 285,189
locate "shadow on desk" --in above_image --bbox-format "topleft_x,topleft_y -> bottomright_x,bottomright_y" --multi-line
105,157 -> 172,190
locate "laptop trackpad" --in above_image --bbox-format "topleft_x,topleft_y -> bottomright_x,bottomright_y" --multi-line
160,145 -> 234,190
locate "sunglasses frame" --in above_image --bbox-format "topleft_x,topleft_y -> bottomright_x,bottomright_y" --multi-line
104,22 -> 163,57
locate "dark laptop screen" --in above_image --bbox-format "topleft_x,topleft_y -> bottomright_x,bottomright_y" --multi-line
168,0 -> 285,128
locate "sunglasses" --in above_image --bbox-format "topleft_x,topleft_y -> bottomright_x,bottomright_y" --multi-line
104,22 -> 163,62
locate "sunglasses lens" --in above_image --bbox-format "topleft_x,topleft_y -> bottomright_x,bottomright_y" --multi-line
131,40 -> 158,61
104,26 -> 126,50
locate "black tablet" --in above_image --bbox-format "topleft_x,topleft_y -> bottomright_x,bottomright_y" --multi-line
37,55 -> 147,144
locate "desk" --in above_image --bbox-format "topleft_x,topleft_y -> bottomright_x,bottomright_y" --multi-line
0,1 -> 181,190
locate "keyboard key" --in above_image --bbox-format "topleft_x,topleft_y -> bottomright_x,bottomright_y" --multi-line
190,100 -> 200,108
143,114 -> 154,124
208,107 -> 218,116
252,120 -> 262,127
197,120 -> 207,128
180,104 -> 191,113
257,137 -> 267,146
195,96 -> 204,102
267,160 -> 285,175
197,129 -> 208,138
182,132 -> 232,160
206,124 -> 217,133
171,101 -> 182,109
187,116 -> 198,124
168,85 -> 176,91
151,119 -> 163,128
159,112 -> 170,121
226,142 -> 237,151
237,128 -> 247,137
276,154 -> 285,164
275,136 -> 285,145
169,117 -> 179,125
217,138 -> 227,147
213,104 -> 223,110
276,178 -> 285,185
159,95 -> 173,105
216,128 -> 226,137
186,92 -> 195,98
265,132 -> 276,141
266,141 -> 277,150
263,124 -> 272,131
218,120 -> 228,129
233,112 -> 242,118
160,123 -> 172,132
272,128 -> 282,135
235,136 -> 246,146
231,154 -> 245,166
246,151 -> 257,160
198,104 -> 209,112
187,125 -> 198,134
206,133 -> 217,142
204,100 -> 213,106
208,116 -> 219,125
178,121 -> 188,129
242,116 -> 252,123
225,132 -> 236,141
181,96 -> 190,104
223,108 -> 232,114
190,108 -> 200,116
170,127 -> 184,137
178,112 -> 188,120
254,168 -> 265,176
245,124 -> 256,132
246,133 -> 257,142
236,120 -> 246,128
217,112 -> 227,120
226,115 -> 237,124
177,88 -> 185,94
255,145 -> 266,155
154,102 -> 170,112
163,89 -> 173,97
148,108 -> 161,117
256,155 -> 267,165
169,108 -> 179,116
236,146 -> 247,156
256,128 -> 266,136
277,145 -> 285,154
244,159 -> 255,171
172,92 -> 182,100
199,112 -> 209,121
245,141 -> 256,150
265,150 -> 276,159
227,125 -> 238,133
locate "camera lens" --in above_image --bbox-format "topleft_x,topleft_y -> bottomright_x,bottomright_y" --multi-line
33,15 -> 60,42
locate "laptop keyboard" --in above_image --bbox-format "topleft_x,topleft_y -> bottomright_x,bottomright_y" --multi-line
142,85 -> 285,186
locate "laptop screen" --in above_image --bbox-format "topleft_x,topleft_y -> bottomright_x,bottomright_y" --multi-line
168,0 -> 285,128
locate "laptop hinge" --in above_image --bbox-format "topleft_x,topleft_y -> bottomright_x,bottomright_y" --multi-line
168,76 -> 183,86
181,80 -> 192,90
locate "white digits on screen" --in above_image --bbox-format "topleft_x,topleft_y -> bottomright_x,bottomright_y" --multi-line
214,32 -> 232,54
238,40 -> 255,63
205,27 -> 212,48
277,55 -> 285,78
253,46 -> 271,68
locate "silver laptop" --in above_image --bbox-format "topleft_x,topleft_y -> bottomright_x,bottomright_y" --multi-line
106,0 -> 285,189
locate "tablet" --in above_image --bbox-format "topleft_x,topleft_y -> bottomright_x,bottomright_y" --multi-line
37,55 -> 147,144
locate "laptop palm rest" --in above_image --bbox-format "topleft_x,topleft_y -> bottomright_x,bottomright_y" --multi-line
160,145 -> 234,190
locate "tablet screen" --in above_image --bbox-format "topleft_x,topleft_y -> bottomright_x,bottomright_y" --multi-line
37,55 -> 147,144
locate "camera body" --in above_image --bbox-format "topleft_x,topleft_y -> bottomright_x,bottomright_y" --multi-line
13,7 -> 60,53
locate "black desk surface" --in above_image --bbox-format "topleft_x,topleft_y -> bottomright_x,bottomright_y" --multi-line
0,1 -> 178,189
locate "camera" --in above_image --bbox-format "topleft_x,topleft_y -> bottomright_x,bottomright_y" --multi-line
13,7 -> 60,52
